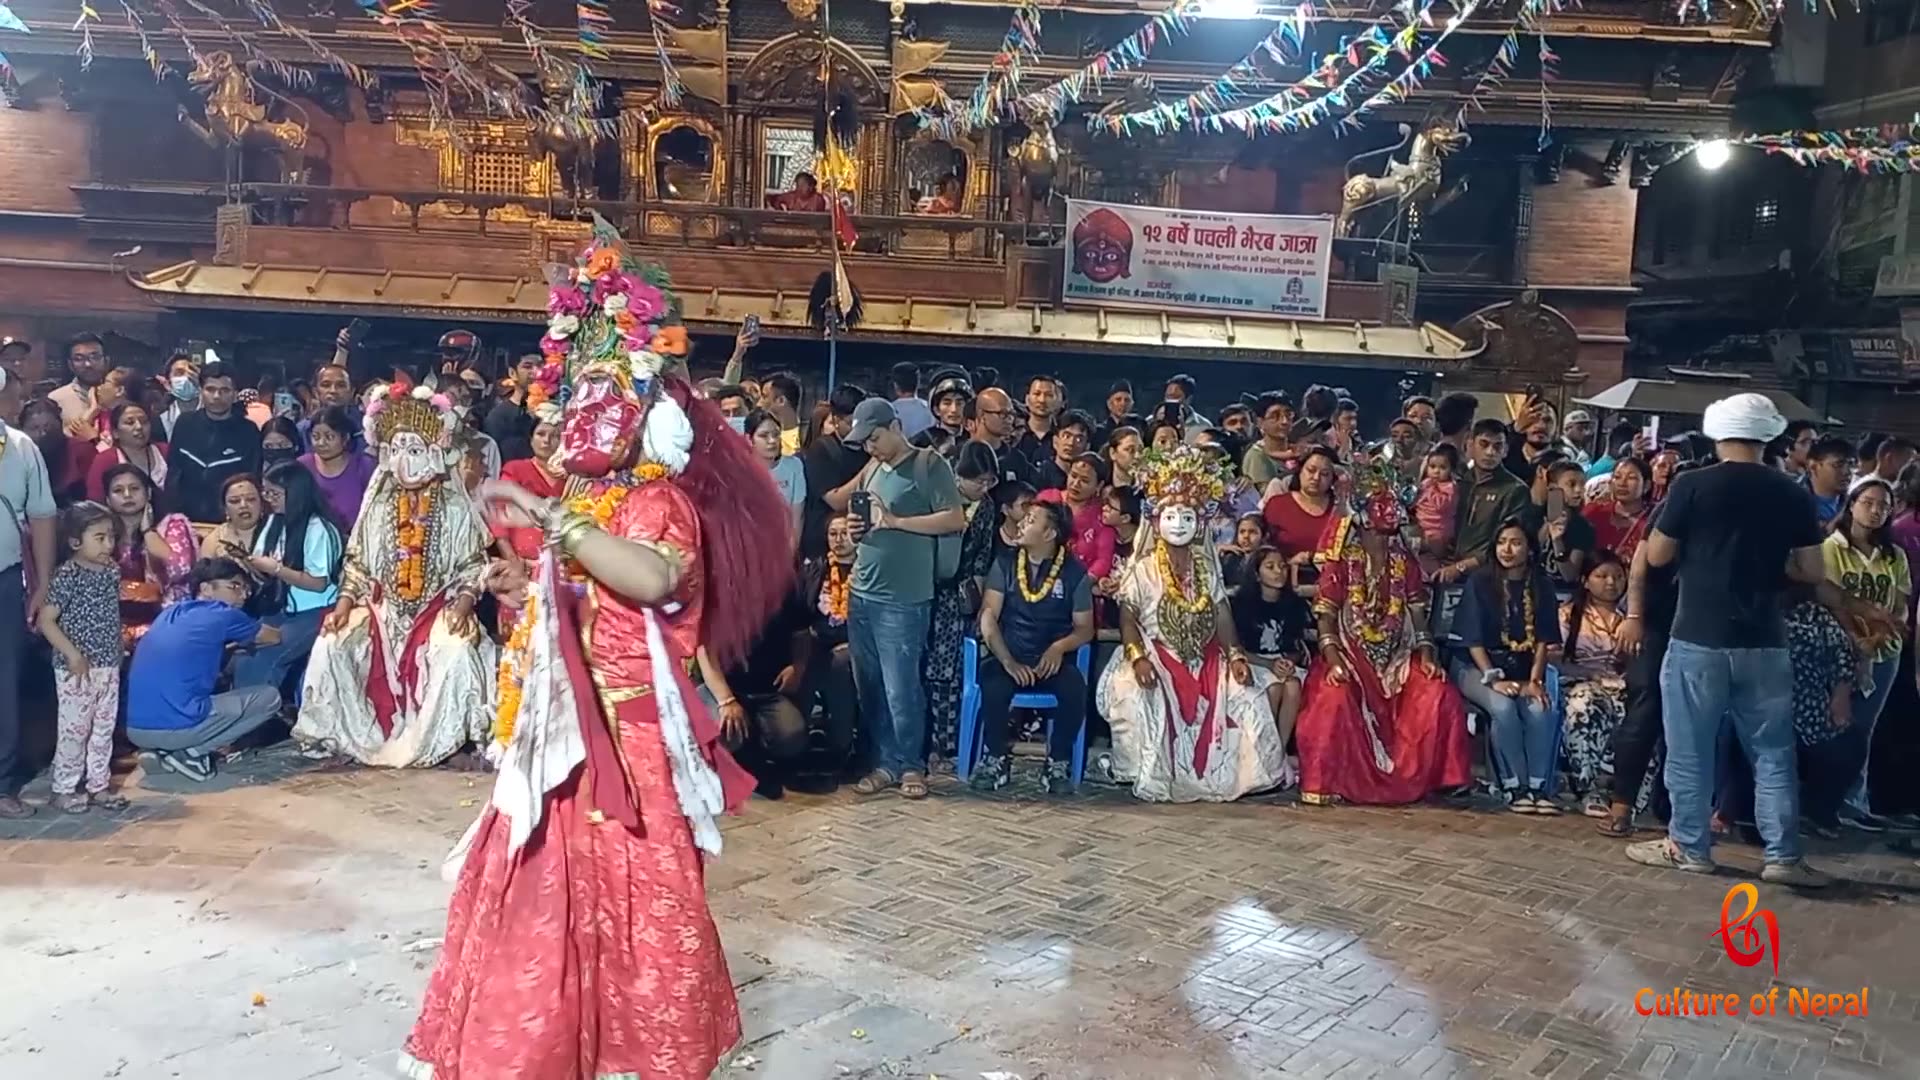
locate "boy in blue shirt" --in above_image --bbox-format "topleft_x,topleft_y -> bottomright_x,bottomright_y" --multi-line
126,557 -> 283,781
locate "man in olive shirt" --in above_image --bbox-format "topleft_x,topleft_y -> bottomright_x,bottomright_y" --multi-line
841,398 -> 965,799
1437,418 -> 1537,583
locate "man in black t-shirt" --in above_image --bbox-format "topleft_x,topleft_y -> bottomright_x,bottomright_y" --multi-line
1621,394 -> 1855,887
800,384 -> 870,558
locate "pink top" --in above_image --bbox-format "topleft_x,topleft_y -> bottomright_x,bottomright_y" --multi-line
1413,477 -> 1457,552
1892,511 -> 1920,615
1037,489 -> 1118,578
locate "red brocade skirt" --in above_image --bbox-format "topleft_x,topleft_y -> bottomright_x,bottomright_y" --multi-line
402,696 -> 741,1080
1295,660 -> 1472,806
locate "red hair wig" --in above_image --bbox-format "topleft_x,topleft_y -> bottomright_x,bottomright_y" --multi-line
664,377 -> 795,670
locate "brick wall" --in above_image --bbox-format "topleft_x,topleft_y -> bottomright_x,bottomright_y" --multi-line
1525,145 -> 1641,287
0,109 -> 91,214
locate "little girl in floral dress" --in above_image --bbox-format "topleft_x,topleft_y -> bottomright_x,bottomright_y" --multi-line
1411,444 -> 1460,576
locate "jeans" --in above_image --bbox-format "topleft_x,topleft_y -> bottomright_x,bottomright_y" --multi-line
127,686 -> 283,758
1840,651 -> 1902,818
1452,660 -> 1556,790
847,594 -> 932,777
976,657 -> 1087,763
1661,639 -> 1799,864
231,609 -> 324,698
697,685 -> 810,762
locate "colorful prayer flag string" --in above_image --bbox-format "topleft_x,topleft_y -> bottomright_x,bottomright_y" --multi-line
73,3 -> 97,69
1536,32 -> 1557,150
1729,119 -> 1920,174
1095,4 -> 1315,136
960,0 -> 1044,132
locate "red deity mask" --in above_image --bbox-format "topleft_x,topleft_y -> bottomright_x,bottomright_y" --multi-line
559,375 -> 644,477
1363,487 -> 1403,534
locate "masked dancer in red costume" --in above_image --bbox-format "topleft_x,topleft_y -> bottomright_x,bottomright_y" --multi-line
1294,469 -> 1472,805
401,217 -> 792,1080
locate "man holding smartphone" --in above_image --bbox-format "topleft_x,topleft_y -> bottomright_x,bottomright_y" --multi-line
836,398 -> 965,801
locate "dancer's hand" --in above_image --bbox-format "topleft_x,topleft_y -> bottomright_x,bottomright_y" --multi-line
1229,656 -> 1252,686
322,599 -> 355,634
1414,644 -> 1439,678
445,594 -> 478,639
1131,656 -> 1158,689
478,479 -> 550,530
1323,656 -> 1350,687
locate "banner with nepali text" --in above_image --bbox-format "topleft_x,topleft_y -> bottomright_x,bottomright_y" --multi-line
1062,199 -> 1333,320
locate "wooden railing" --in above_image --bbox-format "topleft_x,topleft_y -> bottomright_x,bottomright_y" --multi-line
235,184 -> 1066,264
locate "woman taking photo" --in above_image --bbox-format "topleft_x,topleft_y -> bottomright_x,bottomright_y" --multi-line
746,406 -> 806,540
98,462 -> 197,643
1821,478 -> 1910,828
85,402 -> 167,501
1581,457 -> 1653,563
1556,551 -> 1632,815
298,406 -> 376,529
1452,519 -> 1563,812
1261,446 -> 1338,573
235,460 -> 345,695
1103,425 -> 1142,489
925,440 -> 1001,774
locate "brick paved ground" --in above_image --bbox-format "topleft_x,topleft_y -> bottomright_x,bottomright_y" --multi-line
2,749 -> 1918,1080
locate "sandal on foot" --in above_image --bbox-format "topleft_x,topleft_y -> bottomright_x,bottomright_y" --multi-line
54,792 -> 89,814
900,771 -> 930,800
1595,814 -> 1634,838
851,769 -> 897,796
89,792 -> 130,811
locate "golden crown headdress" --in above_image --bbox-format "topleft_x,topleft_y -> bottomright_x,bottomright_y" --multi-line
1136,445 -> 1229,515
366,382 -> 457,449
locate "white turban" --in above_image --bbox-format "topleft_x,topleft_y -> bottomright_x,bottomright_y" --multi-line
1701,392 -> 1787,444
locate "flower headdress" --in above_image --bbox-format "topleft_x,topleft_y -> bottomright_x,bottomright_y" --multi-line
366,381 -> 458,452
538,212 -> 686,404
1135,445 -> 1230,518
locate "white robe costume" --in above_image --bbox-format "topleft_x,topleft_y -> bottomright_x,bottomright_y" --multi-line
295,467 -> 497,767
1095,538 -> 1289,802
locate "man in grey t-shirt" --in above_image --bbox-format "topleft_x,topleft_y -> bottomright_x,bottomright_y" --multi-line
840,398 -> 964,797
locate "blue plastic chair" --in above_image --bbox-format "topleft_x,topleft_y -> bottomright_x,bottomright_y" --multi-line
955,637 -> 1092,784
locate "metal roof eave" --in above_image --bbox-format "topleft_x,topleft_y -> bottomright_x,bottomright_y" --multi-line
129,261 -> 1479,368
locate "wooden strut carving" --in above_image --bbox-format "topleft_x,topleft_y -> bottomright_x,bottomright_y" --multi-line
526,68 -> 599,198
179,50 -> 309,179
742,37 -> 884,108
1335,120 -> 1470,240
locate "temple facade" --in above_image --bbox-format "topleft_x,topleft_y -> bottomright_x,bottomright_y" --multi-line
0,0 -> 1770,399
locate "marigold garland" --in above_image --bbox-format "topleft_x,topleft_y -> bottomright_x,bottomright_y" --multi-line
1501,575 -> 1538,654
1348,551 -> 1408,645
1016,545 -> 1067,603
1155,539 -> 1212,613
565,483 -> 632,529
493,594 -> 537,746
394,487 -> 435,601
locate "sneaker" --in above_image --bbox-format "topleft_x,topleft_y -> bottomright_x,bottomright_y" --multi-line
1626,838 -> 1716,874
158,751 -> 215,783
1761,859 -> 1833,888
1884,812 -> 1920,830
1840,812 -> 1889,834
1530,790 -> 1563,816
969,753 -> 1013,793
1506,791 -> 1537,814
1040,760 -> 1074,796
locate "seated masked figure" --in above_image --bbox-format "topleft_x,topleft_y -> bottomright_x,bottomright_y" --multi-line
1095,446 -> 1292,802
294,385 -> 497,767
1293,472 -> 1471,805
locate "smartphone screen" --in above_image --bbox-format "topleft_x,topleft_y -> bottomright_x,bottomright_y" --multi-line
1546,488 -> 1566,523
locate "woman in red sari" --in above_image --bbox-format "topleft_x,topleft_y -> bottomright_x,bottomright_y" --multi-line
489,401 -> 566,564
402,222 -> 792,1080
1295,477 -> 1471,805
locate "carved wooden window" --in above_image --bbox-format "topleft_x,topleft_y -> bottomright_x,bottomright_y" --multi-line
396,117 -> 557,209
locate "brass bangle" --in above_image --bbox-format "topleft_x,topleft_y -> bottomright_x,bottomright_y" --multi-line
1124,642 -> 1147,664
545,510 -> 598,555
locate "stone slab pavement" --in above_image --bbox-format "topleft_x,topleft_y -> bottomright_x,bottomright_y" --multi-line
3,747 -> 1920,1079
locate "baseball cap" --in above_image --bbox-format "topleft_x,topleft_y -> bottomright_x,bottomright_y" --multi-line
1563,409 -> 1594,426
846,398 -> 897,443
0,336 -> 29,354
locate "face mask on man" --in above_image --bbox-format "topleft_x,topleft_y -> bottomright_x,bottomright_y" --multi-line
170,375 -> 200,402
